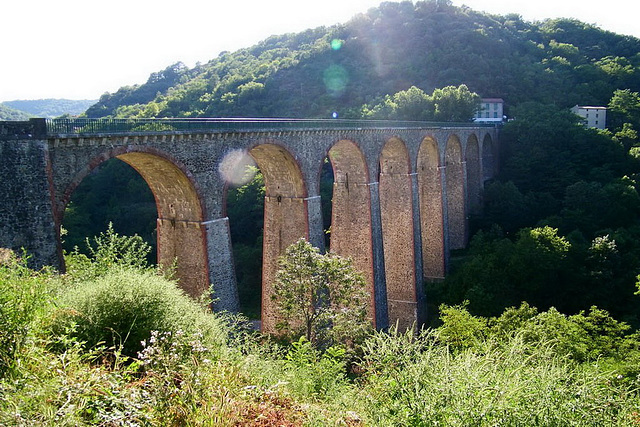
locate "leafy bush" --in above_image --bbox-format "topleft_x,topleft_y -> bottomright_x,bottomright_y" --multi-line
52,267 -> 225,358
64,222 -> 153,283
280,337 -> 348,401
0,249 -> 55,377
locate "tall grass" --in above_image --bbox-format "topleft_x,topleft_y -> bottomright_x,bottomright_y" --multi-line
357,326 -> 640,426
1,231 -> 639,425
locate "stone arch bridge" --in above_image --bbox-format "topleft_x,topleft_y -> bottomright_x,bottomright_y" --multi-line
0,118 -> 499,331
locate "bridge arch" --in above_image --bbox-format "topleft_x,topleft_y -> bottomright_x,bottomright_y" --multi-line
445,134 -> 467,250
326,139 -> 377,324
61,147 -> 210,298
466,134 -> 482,215
379,136 -> 417,329
417,135 -> 446,280
246,141 -> 309,333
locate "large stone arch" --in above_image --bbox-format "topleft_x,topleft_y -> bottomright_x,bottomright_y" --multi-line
248,142 -> 309,333
62,149 -> 210,299
482,133 -> 495,182
466,134 -> 482,215
379,137 -> 417,329
445,134 -> 466,250
327,139 -> 377,325
417,136 -> 445,280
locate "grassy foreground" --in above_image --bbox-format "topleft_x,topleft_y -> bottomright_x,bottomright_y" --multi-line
1,243 -> 639,425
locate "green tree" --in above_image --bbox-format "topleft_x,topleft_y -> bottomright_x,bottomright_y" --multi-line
431,84 -> 480,121
271,239 -> 370,348
609,88 -> 640,132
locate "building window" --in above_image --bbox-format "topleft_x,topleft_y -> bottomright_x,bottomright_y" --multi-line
596,121 -> 599,125
485,112 -> 490,118
494,112 -> 498,118
586,113 -> 589,118
485,103 -> 490,109
494,103 -> 498,110
596,113 -> 599,118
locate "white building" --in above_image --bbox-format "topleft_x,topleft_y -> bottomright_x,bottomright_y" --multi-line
570,105 -> 607,129
474,98 -> 504,123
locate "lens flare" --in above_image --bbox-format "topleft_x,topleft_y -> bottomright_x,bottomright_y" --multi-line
331,39 -> 343,50
218,149 -> 257,186
323,64 -> 349,97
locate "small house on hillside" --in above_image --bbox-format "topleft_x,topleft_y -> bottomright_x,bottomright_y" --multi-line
474,98 -> 504,123
571,105 -> 607,129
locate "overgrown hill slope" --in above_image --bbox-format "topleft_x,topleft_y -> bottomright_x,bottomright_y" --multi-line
0,104 -> 33,121
85,0 -> 640,119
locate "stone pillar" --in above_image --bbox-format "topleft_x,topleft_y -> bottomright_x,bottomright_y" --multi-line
329,175 -> 377,326
156,218 -> 210,299
368,181 -> 389,330
440,164 -> 451,272
410,172 -> 427,325
261,195 -> 309,333
445,147 -> 467,250
203,217 -> 239,312
0,136 -> 60,269
380,170 -> 417,330
419,164 -> 446,280
305,195 -> 325,253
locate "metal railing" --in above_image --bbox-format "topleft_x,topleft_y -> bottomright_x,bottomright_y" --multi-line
44,117 -> 498,136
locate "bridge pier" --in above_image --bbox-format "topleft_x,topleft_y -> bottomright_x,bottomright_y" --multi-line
379,137 -> 418,330
203,217 -> 239,312
261,195 -> 309,333
368,181 -> 390,330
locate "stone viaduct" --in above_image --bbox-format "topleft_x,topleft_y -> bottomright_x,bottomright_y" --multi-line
0,118 -> 499,331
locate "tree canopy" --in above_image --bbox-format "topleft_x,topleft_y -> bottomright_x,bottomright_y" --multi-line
80,1 -> 640,120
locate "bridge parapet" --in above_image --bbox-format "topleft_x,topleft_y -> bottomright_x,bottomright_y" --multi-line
0,118 -> 47,140
43,117 -> 497,137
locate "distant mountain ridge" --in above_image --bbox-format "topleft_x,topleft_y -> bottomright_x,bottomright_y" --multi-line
0,104 -> 33,121
84,0 -> 640,119
2,99 -> 97,119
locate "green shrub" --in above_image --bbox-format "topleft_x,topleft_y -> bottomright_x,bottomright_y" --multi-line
53,267 -> 226,358
280,336 -> 348,401
436,302 -> 488,352
63,222 -> 153,283
0,250 -> 55,377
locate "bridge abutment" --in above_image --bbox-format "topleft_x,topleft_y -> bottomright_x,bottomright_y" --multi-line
0,136 -> 60,269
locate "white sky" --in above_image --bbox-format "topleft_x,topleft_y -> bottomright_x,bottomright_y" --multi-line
1,0 -> 638,102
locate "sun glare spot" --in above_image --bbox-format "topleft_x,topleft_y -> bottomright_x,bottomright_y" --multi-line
219,149 -> 257,186
331,39 -> 343,50
323,64 -> 349,97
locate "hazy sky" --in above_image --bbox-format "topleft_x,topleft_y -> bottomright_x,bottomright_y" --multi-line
1,0 -> 638,102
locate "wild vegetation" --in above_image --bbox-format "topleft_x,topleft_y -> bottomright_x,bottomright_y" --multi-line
1,233 -> 639,425
14,1 -> 640,421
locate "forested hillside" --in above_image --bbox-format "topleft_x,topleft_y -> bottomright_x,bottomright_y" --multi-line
84,0 -> 640,119
3,99 -> 97,118
0,104 -> 32,121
